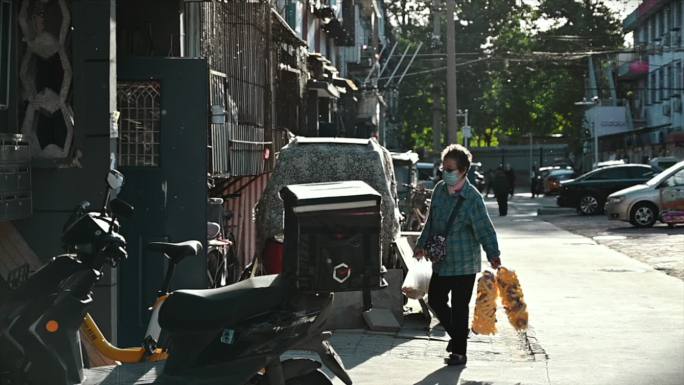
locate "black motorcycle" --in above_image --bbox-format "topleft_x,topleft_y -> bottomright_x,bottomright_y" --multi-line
0,170 -> 131,385
0,170 -> 351,385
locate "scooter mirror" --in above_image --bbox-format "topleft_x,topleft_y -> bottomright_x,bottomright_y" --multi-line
110,198 -> 134,219
106,169 -> 125,191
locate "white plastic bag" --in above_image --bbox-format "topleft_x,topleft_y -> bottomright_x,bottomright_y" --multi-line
401,259 -> 433,299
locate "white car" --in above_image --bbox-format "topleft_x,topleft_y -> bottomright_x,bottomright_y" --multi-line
605,160 -> 684,227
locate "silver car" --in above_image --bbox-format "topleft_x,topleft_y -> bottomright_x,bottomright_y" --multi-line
605,160 -> 684,227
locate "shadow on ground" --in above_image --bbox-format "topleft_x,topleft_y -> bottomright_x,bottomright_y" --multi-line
413,366 -> 466,385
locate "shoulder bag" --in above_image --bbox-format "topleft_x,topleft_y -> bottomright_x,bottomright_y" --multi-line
424,196 -> 464,264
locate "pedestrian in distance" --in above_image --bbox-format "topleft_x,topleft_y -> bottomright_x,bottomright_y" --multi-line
530,164 -> 539,199
485,169 -> 494,197
414,144 -> 502,367
505,164 -> 515,198
493,166 -> 509,216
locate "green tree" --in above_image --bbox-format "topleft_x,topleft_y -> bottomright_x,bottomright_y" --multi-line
387,0 -> 624,156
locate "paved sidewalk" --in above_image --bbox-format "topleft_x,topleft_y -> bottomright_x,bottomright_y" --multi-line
305,201 -> 684,385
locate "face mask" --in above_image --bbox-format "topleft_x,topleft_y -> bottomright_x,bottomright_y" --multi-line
443,170 -> 461,186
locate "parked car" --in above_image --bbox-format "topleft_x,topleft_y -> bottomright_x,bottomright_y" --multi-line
537,166 -> 574,195
544,168 -> 576,195
593,160 -> 625,169
605,161 -> 684,227
649,156 -> 679,172
557,164 -> 659,215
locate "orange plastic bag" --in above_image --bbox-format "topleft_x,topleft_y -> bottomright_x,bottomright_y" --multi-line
471,271 -> 498,335
496,267 -> 528,331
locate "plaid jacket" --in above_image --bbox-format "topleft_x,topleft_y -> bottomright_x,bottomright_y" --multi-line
416,180 -> 500,276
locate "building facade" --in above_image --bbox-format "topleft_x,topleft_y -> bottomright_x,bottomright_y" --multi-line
581,0 -> 683,168
0,0 -> 392,346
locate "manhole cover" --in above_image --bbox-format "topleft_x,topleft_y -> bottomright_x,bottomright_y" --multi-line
593,235 -> 627,241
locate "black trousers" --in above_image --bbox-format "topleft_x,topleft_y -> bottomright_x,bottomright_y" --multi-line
495,194 -> 508,216
428,274 -> 477,355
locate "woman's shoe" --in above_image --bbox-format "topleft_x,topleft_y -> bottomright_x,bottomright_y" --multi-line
444,353 -> 467,366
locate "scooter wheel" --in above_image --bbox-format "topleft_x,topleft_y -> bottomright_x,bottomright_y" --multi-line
286,370 -> 333,385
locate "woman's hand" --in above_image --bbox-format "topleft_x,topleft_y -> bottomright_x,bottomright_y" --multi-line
490,256 -> 502,269
414,248 -> 427,260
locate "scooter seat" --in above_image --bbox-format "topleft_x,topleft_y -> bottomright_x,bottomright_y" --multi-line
147,241 -> 202,264
159,274 -> 287,330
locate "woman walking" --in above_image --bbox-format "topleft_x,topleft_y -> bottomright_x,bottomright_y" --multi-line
414,144 -> 502,366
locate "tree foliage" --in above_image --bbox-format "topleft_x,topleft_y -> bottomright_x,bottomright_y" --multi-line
386,0 -> 624,155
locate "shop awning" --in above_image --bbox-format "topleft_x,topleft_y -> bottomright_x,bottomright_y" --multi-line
308,80 -> 340,99
333,76 -> 358,92
271,8 -> 307,47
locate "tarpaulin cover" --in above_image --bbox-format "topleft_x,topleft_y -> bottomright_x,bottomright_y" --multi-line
254,137 -> 400,258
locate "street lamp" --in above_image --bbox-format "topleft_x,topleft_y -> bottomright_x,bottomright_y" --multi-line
574,98 -> 599,168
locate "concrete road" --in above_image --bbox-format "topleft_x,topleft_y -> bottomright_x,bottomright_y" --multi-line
84,193 -> 684,385
313,193 -> 684,385
541,207 -> 684,280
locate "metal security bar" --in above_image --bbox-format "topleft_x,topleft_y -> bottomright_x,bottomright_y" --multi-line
209,70 -> 231,177
195,0 -> 272,176
117,81 -> 161,167
0,0 -> 12,109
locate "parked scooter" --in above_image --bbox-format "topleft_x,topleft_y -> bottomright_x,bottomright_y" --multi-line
156,273 -> 351,385
0,170 -> 132,385
1,170 -> 352,385
79,239 -> 203,365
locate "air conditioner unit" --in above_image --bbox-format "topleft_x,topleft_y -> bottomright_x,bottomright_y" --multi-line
663,103 -> 671,116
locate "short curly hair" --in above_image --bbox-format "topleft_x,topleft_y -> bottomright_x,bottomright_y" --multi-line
441,144 -> 472,174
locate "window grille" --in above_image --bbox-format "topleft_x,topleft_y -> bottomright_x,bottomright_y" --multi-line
117,81 -> 161,167
209,70 -> 232,177
674,61 -> 684,95
658,69 -> 665,102
0,0 -> 12,109
665,65 -> 671,99
195,1 -> 272,176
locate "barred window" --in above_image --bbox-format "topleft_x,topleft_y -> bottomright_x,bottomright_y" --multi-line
677,62 -> 683,95
664,65 -> 671,99
117,81 -> 161,167
0,0 -> 11,109
658,69 -> 664,102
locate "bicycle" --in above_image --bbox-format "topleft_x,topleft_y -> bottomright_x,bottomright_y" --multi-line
206,194 -> 241,288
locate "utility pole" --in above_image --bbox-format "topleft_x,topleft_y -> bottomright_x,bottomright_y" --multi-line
445,0 -> 458,145
431,0 -> 442,155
